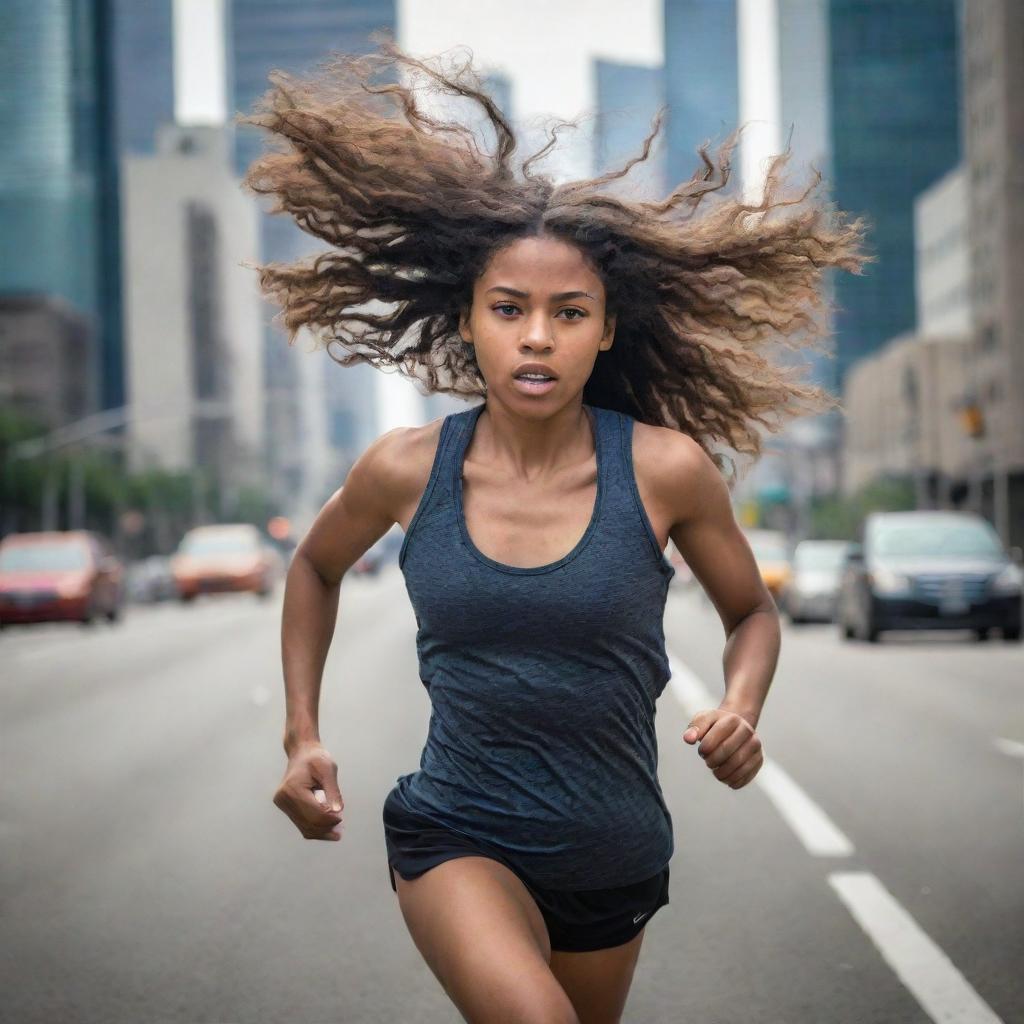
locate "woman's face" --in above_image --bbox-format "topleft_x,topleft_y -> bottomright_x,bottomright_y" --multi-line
458,234 -> 616,408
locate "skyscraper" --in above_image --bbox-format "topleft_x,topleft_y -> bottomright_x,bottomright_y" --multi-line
960,0 -> 1024,545
663,0 -> 739,189
228,0 -> 398,518
0,0 -> 124,410
111,0 -> 175,156
827,0 -> 960,392
593,59 -> 665,198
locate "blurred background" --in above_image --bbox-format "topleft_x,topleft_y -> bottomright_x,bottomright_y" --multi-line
2,2 -> 1022,1023
3,0 -> 1022,557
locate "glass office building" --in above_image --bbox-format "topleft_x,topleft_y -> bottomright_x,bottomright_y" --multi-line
593,59 -> 665,197
663,0 -> 739,190
0,0 -> 124,409
827,0 -> 960,391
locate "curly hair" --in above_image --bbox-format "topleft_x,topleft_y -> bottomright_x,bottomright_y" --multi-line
236,31 -> 871,480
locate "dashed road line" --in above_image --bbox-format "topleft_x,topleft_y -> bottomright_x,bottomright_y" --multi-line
666,649 -> 853,857
829,872 -> 1004,1024
665,645 -> 1005,1024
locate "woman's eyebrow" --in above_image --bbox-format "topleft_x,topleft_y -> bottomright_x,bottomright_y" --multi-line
485,286 -> 596,302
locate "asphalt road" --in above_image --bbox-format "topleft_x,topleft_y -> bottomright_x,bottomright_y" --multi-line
2,567 -> 1021,1023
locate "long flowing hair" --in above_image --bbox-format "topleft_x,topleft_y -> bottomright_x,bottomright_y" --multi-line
236,32 -> 870,480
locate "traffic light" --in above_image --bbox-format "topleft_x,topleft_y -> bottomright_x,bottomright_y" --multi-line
959,404 -> 985,439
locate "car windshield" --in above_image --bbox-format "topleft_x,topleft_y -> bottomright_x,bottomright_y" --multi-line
870,520 -> 1004,558
794,544 -> 850,570
0,542 -> 90,571
180,532 -> 259,556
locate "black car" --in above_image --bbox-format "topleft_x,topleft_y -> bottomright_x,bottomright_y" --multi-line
837,510 -> 1022,643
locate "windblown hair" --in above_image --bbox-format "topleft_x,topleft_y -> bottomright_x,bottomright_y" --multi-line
236,32 -> 870,480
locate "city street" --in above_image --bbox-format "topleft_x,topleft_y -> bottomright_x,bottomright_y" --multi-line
2,569 -> 1021,1023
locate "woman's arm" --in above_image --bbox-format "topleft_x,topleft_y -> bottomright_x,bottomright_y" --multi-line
272,426 -> 415,840
280,427 -> 409,756
664,436 -> 780,729
647,428 -> 781,789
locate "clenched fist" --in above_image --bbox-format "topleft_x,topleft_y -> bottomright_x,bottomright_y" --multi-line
273,742 -> 346,841
683,708 -> 764,789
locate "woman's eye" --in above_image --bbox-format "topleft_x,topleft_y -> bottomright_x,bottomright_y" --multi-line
492,305 -> 586,320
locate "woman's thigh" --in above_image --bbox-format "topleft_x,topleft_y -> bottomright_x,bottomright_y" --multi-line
393,854 -> 580,1024
548,929 -> 647,1024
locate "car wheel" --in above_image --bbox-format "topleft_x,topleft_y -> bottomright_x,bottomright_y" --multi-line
1004,625 -> 1022,642
860,607 -> 880,643
106,604 -> 122,624
974,627 -> 990,642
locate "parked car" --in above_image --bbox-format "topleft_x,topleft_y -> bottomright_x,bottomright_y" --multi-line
171,524 -> 280,601
126,555 -> 178,604
744,529 -> 792,601
780,539 -> 852,624
837,510 -> 1022,643
0,530 -> 125,627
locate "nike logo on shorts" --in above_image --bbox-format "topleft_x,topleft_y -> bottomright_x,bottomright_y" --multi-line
632,910 -> 649,924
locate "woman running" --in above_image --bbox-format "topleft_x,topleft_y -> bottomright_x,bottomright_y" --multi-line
242,37 -> 868,1024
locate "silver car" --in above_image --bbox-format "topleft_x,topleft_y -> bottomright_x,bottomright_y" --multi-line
780,540 -> 852,624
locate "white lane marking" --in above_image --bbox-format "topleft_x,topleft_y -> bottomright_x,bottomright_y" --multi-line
666,649 -> 854,856
666,634 -> 1003,1022
993,738 -> 1024,817
993,737 -> 1024,759
829,872 -> 1005,1024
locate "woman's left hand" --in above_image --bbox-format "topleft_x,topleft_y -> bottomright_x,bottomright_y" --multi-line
683,708 -> 764,789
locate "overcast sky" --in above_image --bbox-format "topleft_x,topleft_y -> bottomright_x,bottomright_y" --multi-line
398,0 -> 663,180
175,0 -> 663,181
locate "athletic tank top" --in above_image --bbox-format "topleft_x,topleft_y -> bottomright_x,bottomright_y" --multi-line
387,401 -> 677,890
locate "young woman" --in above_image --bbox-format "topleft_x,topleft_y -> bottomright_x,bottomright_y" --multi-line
242,37 -> 868,1024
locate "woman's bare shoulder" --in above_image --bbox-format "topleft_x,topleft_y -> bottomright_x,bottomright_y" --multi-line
631,418 -> 723,526
631,419 -> 708,477
356,416 -> 447,521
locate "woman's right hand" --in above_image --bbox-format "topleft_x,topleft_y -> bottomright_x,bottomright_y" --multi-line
273,742 -> 346,841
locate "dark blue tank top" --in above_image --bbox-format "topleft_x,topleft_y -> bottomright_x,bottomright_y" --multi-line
388,401 -> 677,889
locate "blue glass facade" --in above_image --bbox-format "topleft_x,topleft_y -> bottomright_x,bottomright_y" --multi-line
663,0 -> 739,189
229,0 -> 397,471
593,59 -> 665,193
111,0 -> 174,156
230,0 -> 397,182
0,0 -> 124,409
828,0 -> 960,391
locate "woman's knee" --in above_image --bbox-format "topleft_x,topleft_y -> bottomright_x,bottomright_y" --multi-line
394,855 -> 579,1023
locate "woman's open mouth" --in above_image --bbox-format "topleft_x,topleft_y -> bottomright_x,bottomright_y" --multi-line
512,371 -> 557,396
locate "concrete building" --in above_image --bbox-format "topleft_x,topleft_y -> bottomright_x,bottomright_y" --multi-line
0,294 -> 96,429
841,163 -> 976,510
914,166 -> 972,336
960,0 -> 1024,547
121,123 -> 264,497
841,332 -> 976,507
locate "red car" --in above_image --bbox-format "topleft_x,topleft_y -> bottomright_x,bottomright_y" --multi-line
171,524 -> 280,601
0,530 -> 126,627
